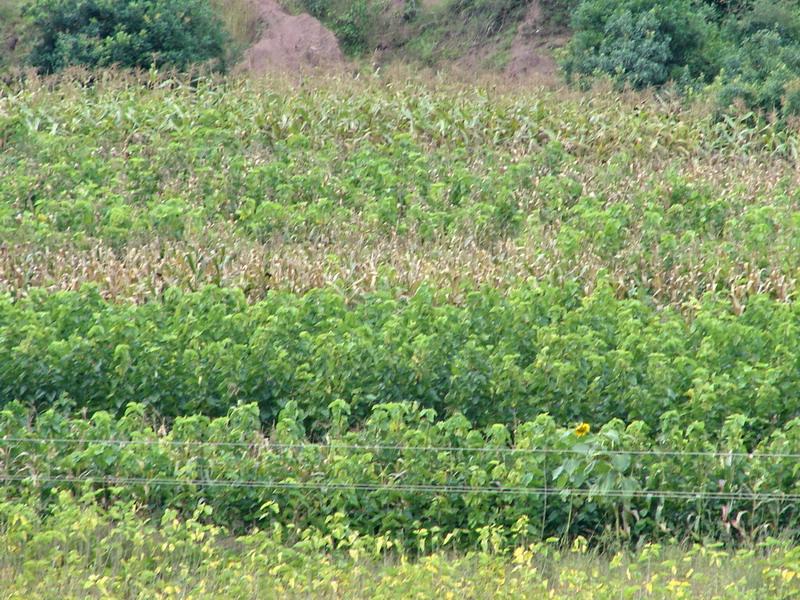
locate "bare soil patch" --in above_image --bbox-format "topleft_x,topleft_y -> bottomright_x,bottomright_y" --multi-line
505,0 -> 568,79
237,0 -> 344,74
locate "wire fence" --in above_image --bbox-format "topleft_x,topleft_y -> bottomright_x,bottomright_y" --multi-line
0,473 -> 797,502
2,436 -> 798,502
1,436 -> 798,459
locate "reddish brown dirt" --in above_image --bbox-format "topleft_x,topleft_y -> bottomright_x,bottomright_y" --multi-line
237,0 -> 344,74
505,0 -> 568,80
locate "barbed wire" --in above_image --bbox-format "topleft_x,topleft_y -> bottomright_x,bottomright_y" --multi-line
0,473 -> 797,501
1,436 -> 798,459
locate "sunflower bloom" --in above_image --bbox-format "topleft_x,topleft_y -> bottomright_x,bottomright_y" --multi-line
574,423 -> 591,437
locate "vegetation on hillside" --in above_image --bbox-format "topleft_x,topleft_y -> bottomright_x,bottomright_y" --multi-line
3,0 -> 800,121
0,0 -> 26,72
563,0 -> 800,117
3,1 -> 800,594
23,0 -> 229,73
279,0 -> 558,61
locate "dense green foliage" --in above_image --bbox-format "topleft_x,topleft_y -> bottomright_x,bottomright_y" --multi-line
716,1 -> 800,117
296,0 -> 374,55
4,400 -> 800,544
2,77 -> 800,461
563,0 -> 721,88
564,0 -> 800,117
24,0 -> 228,73
4,283 -> 800,441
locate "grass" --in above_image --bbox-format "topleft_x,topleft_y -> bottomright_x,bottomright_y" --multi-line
0,493 -> 797,599
1,548 -> 786,599
0,0 -> 26,72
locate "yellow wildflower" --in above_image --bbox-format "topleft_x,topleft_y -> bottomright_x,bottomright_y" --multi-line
575,423 -> 591,437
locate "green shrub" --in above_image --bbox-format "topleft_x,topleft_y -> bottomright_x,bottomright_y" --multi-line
717,30 -> 800,117
297,0 -> 374,55
582,10 -> 671,88
714,0 -> 800,117
564,0 -> 800,119
563,0 -> 722,88
25,0 -> 228,74
332,0 -> 371,54
702,0 -> 753,16
4,283 -> 800,442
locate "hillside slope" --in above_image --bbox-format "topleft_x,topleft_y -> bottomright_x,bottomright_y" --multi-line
505,0 -> 569,78
0,0 -> 25,72
363,0 -> 569,74
0,0 -> 566,77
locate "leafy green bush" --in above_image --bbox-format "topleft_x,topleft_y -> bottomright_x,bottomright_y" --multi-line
714,0 -> 800,117
563,0 -> 722,88
297,0 -> 374,55
25,0 -> 228,73
564,0 -> 800,119
717,30 -> 800,117
579,9 -> 672,88
702,0 -> 753,16
332,0 -> 371,54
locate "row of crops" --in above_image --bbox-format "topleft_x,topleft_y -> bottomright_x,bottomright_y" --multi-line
3,399 -> 800,541
2,72 -> 800,593
4,283 -> 800,440
2,75 -> 800,306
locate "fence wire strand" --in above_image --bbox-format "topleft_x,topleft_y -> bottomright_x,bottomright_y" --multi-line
3,437 -> 797,503
2,436 -> 799,459
0,473 -> 797,502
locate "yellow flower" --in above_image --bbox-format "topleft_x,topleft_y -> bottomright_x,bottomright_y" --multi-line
575,423 -> 591,437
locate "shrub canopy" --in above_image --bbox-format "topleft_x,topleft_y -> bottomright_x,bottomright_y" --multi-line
26,0 -> 228,73
563,0 -> 721,89
564,0 -> 800,118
